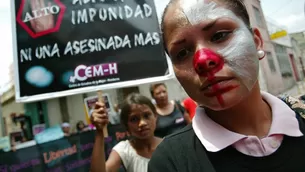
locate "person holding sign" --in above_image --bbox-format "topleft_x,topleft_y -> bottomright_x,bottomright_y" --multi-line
150,83 -> 191,138
148,0 -> 305,171
90,93 -> 162,172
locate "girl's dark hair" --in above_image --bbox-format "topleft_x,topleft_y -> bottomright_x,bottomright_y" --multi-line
76,121 -> 85,132
161,0 -> 251,51
120,93 -> 157,128
149,83 -> 167,98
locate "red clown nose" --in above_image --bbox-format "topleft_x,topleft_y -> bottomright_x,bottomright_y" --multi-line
193,48 -> 224,78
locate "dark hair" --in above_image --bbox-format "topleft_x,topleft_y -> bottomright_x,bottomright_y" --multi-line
149,83 -> 167,98
76,121 -> 86,132
161,0 -> 251,51
120,93 -> 157,129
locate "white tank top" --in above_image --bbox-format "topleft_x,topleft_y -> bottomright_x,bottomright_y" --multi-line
112,140 -> 150,172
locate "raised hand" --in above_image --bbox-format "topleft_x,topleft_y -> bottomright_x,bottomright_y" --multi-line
90,102 -> 109,132
30,0 -> 55,33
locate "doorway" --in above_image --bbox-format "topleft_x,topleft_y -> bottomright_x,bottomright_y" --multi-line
289,54 -> 300,81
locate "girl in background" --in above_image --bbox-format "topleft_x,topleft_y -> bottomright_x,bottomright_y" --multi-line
90,93 -> 162,172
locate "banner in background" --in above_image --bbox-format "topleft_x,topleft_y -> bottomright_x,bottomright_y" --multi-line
0,124 -> 127,172
35,125 -> 64,144
12,0 -> 172,102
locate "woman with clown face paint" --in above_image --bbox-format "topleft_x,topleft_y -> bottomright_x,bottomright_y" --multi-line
148,0 -> 305,172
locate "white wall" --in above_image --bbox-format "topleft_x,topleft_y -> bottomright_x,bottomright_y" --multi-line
154,0 -> 170,24
66,94 -> 87,132
46,98 -> 62,126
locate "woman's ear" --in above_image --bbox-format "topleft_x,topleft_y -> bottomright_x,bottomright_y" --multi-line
252,28 -> 264,50
252,28 -> 265,60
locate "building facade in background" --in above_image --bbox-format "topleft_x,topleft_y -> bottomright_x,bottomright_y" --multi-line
243,0 -> 286,94
291,32 -> 305,79
0,63 -> 49,138
291,37 -> 305,78
266,18 -> 303,90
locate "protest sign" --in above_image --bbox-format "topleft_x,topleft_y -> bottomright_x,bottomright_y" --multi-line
0,125 -> 127,172
12,0 -> 173,102
84,94 -> 119,125
84,94 -> 112,117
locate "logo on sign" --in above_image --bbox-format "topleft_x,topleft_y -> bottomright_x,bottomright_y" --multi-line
16,0 -> 66,38
69,63 -> 118,83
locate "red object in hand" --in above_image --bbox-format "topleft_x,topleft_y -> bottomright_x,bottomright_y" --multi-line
193,48 -> 224,79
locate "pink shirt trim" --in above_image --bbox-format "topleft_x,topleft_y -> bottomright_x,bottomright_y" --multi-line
193,92 -> 303,157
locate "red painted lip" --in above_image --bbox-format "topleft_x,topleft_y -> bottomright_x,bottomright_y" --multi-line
204,85 -> 239,97
200,77 -> 235,91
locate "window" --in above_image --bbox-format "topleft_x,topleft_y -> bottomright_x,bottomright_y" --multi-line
253,6 -> 263,26
274,44 -> 293,78
266,52 -> 276,72
274,44 -> 286,53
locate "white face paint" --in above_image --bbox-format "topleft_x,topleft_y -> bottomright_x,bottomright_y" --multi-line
180,0 -> 259,91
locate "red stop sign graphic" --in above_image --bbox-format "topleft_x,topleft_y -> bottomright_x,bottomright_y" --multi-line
16,0 -> 66,38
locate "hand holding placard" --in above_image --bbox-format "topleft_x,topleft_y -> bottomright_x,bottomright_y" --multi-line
90,91 -> 109,137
